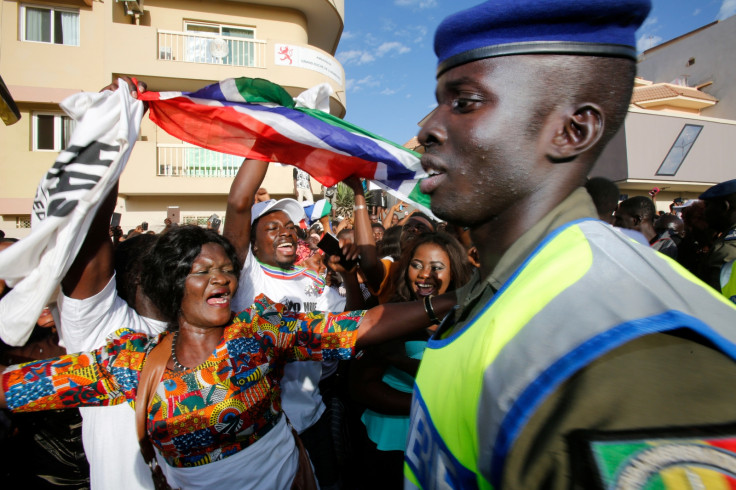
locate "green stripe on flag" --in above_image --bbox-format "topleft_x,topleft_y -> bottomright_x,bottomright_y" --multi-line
233,78 -> 295,107
297,107 -> 422,157
408,182 -> 432,209
298,107 -> 432,212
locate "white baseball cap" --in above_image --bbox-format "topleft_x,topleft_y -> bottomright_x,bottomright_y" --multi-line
250,198 -> 307,225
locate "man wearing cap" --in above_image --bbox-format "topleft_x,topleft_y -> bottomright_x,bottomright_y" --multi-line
699,178 -> 736,298
224,159 -> 342,488
406,1 -> 736,489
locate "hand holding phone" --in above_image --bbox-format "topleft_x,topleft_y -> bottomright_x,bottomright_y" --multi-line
317,234 -> 357,270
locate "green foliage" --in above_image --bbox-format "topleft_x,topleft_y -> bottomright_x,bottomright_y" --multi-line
333,182 -> 355,218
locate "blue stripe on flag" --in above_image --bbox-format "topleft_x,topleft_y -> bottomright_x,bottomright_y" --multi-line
180,96 -> 421,181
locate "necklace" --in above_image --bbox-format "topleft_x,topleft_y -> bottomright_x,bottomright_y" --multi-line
170,331 -> 188,372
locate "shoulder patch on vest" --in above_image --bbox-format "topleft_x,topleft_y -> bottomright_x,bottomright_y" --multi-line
568,424 -> 736,489
724,229 -> 736,241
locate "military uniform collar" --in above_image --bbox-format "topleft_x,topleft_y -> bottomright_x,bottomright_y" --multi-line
457,188 -> 598,318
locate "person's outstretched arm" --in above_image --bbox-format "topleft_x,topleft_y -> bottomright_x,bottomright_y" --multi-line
223,159 -> 269,264
383,200 -> 404,229
62,74 -> 145,300
345,177 -> 386,292
0,330 -> 148,410
61,185 -> 118,300
355,292 -> 455,348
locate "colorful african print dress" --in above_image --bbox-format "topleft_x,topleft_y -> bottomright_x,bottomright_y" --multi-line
2,295 -> 363,468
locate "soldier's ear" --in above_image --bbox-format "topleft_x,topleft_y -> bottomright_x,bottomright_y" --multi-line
547,104 -> 603,162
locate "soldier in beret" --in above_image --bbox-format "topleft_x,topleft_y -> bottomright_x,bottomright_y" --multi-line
405,1 -> 736,489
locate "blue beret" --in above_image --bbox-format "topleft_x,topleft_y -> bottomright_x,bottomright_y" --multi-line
435,0 -> 652,77
699,179 -> 736,200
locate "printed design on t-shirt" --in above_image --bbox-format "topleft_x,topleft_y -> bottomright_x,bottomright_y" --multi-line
257,260 -> 325,299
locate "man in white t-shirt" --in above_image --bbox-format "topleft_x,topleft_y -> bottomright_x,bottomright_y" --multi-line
58,187 -> 168,490
225,160 -> 343,488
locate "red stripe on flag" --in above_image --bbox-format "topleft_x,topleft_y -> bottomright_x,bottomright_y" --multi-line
146,97 -> 378,187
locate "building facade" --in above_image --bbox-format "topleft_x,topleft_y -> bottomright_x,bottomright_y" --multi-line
590,15 -> 736,212
0,0 -> 345,237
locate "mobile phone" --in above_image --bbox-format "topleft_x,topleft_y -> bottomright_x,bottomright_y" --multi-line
317,233 -> 357,269
110,212 -> 121,227
167,206 -> 180,224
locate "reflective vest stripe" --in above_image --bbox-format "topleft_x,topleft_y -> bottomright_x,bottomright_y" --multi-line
721,260 -> 736,304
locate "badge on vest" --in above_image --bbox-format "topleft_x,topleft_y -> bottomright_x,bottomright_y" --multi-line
725,228 -> 736,241
569,424 -> 736,489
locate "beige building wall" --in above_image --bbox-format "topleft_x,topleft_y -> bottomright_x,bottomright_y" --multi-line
0,0 -> 345,238
637,15 -> 736,122
591,107 -> 736,213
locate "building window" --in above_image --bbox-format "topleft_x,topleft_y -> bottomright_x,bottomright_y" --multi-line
656,124 -> 703,176
184,21 -> 255,66
21,5 -> 80,46
32,112 -> 77,151
182,216 -> 211,227
16,216 -> 31,229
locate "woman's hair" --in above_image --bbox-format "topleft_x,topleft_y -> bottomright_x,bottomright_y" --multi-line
378,225 -> 402,261
141,225 -> 241,323
407,212 -> 436,231
391,231 -> 472,303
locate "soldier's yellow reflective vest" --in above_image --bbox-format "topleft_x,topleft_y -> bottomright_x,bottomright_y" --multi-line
404,219 -> 736,489
721,260 -> 736,304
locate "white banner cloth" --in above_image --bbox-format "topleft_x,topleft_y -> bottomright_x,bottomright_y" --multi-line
0,83 -> 143,345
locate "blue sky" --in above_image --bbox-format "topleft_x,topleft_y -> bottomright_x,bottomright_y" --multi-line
335,0 -> 736,145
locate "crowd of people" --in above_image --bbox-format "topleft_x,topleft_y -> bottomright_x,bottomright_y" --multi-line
1,0 -> 736,489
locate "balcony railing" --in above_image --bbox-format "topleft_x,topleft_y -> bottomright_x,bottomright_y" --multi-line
157,30 -> 266,68
157,144 -> 244,178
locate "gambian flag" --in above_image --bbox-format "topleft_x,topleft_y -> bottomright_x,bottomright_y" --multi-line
137,78 -> 430,212
303,199 -> 332,223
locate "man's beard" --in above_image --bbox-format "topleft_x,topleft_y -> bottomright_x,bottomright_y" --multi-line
276,256 -> 296,269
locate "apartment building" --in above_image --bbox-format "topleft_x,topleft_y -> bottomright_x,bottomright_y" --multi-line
0,0 -> 345,237
589,15 -> 736,212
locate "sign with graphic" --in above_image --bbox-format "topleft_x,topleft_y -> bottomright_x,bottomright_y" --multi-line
274,44 -> 343,85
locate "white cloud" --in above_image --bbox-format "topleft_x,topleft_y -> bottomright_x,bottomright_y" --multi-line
637,33 -> 663,52
411,25 -> 428,43
337,49 -> 376,65
635,15 -> 661,52
364,33 -> 380,46
395,0 -> 438,8
391,25 -> 428,44
347,75 -> 382,93
381,19 -> 398,32
341,31 -> 355,40
640,16 -> 659,30
380,88 -> 397,96
338,41 -> 411,66
717,0 -> 736,20
693,8 -> 701,16
376,41 -> 411,56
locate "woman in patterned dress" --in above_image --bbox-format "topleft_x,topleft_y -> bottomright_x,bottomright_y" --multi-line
0,225 -> 455,489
